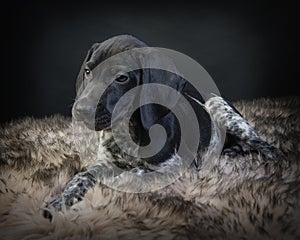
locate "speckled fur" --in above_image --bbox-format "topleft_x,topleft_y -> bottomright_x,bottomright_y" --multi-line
0,96 -> 299,239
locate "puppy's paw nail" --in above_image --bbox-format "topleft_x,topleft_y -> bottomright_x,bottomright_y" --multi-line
43,209 -> 53,222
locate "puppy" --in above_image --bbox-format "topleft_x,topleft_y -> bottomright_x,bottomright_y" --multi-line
44,35 -> 280,220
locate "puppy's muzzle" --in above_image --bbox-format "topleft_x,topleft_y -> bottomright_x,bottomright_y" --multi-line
73,98 -> 112,131
73,102 -> 94,129
72,98 -> 106,131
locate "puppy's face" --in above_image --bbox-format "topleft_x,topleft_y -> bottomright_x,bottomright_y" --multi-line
72,35 -> 186,135
73,36 -> 146,131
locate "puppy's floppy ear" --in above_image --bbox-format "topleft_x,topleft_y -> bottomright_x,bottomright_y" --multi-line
76,43 -> 100,96
139,68 -> 186,130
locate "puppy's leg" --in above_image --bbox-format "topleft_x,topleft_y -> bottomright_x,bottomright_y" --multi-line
43,164 -> 114,221
205,96 -> 282,159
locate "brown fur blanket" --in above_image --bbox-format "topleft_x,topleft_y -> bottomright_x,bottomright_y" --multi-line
0,97 -> 299,240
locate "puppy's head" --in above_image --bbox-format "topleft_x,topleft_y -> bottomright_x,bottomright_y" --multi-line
72,35 -> 186,134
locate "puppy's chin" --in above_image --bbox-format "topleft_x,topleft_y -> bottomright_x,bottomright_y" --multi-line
93,114 -> 111,131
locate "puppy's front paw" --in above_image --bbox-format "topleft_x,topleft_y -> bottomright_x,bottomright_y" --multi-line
43,192 -> 83,221
43,171 -> 97,221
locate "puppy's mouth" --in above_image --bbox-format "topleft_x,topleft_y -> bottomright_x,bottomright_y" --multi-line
93,101 -> 112,131
76,102 -> 128,132
76,116 -> 111,131
73,102 -> 112,131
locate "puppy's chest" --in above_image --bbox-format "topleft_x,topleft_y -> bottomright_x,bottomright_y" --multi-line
98,129 -> 148,170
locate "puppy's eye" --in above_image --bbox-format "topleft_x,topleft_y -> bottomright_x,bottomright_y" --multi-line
84,69 -> 91,75
115,74 -> 129,83
84,68 -> 93,80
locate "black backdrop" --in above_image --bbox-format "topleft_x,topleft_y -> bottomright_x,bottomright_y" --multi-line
1,1 -> 296,123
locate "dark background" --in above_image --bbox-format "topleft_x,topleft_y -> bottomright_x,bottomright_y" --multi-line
1,1 -> 296,124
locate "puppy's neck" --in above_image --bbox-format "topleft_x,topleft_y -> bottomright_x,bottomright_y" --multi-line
134,111 -> 181,166
99,111 -> 179,171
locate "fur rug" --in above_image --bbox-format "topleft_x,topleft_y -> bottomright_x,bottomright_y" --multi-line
0,97 -> 299,240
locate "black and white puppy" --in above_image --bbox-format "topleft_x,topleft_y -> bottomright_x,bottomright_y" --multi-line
44,35 -> 280,220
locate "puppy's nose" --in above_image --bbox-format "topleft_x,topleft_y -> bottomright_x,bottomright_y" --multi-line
73,98 -> 95,121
